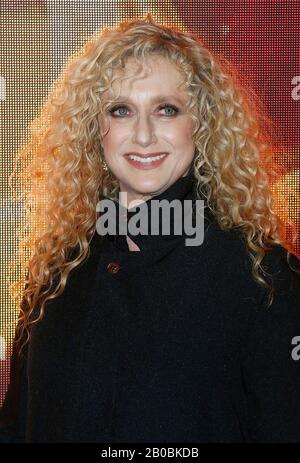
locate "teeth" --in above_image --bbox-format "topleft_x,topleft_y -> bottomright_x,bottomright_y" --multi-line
127,154 -> 166,163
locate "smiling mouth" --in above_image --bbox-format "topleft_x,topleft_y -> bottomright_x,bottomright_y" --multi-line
124,152 -> 169,170
126,153 -> 167,163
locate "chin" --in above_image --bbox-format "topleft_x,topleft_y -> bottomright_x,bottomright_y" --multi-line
120,176 -> 167,200
133,176 -> 168,190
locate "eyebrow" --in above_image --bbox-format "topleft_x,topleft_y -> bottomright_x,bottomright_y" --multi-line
112,94 -> 187,106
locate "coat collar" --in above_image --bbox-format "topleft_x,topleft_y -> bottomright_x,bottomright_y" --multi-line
97,169 -> 213,253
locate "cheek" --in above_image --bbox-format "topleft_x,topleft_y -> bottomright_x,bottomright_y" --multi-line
101,124 -> 129,155
170,121 -> 194,148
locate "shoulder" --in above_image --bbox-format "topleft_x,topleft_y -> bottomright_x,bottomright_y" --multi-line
246,244 -> 300,336
204,217 -> 300,280
260,244 -> 300,298
200,219 -> 300,299
200,219 -> 255,276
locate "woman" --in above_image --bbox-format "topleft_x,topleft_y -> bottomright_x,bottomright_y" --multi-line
1,14 -> 300,443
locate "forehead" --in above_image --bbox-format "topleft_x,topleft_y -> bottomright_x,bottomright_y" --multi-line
104,55 -> 188,100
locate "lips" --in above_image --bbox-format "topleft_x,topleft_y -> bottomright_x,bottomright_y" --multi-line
124,152 -> 168,170
124,151 -> 168,158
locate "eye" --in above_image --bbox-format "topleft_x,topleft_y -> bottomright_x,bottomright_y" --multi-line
109,105 -> 130,117
158,104 -> 179,116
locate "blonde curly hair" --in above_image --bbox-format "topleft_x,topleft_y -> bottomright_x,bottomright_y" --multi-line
7,13 -> 299,358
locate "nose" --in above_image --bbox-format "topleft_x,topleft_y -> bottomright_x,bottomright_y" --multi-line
131,113 -> 157,147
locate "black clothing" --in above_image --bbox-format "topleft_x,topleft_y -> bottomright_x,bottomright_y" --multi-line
1,171 -> 300,442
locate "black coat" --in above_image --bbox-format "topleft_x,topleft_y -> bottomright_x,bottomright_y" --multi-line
1,172 -> 300,442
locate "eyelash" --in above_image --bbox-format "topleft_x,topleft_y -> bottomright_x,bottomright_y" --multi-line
108,103 -> 179,118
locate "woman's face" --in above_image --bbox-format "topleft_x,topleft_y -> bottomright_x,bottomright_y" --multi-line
98,55 -> 195,207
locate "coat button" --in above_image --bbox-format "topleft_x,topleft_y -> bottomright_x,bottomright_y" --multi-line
107,261 -> 121,274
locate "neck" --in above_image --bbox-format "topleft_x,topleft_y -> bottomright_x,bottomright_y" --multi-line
98,169 -> 211,252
